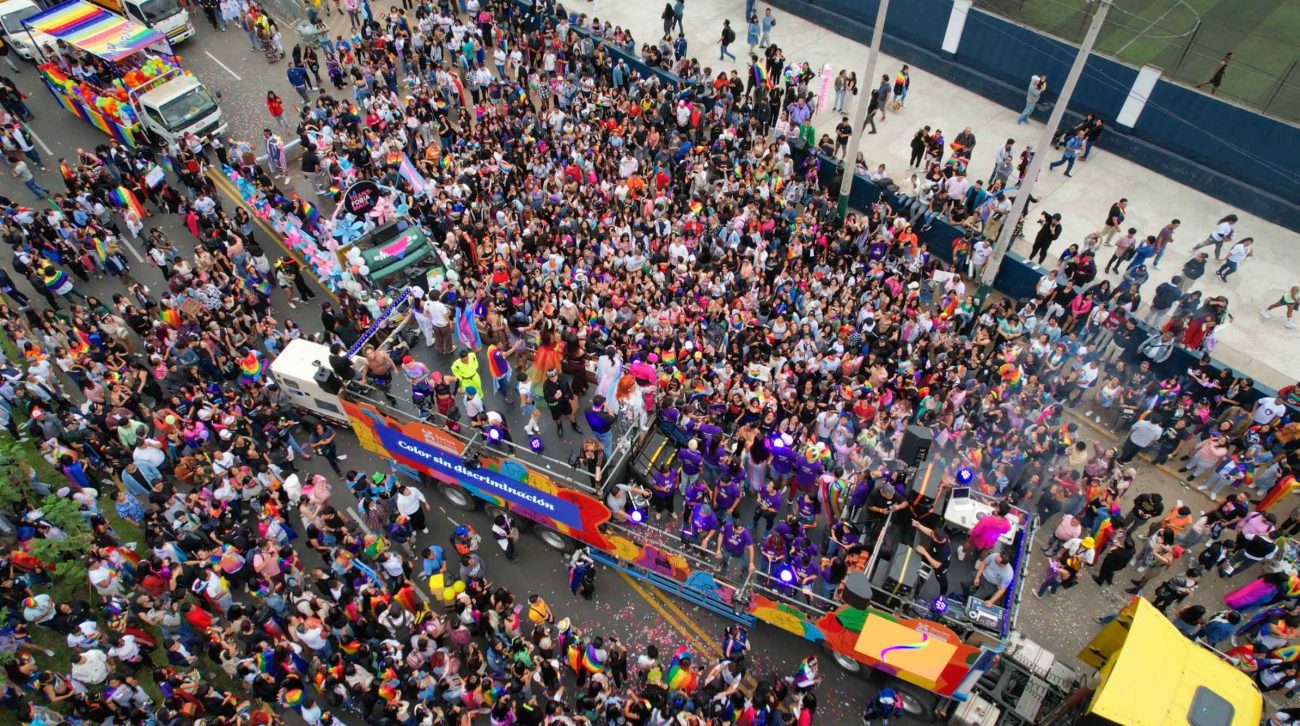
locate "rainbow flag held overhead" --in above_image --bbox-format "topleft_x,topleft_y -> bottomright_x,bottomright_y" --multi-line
109,185 -> 146,219
754,63 -> 771,89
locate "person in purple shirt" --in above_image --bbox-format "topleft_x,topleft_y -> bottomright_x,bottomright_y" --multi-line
793,491 -> 819,528
713,477 -> 743,517
773,514 -> 803,546
792,553 -> 819,594
791,535 -> 820,561
718,519 -> 755,575
769,435 -> 797,486
681,480 -> 709,527
702,438 -> 727,483
793,455 -> 823,493
847,476 -> 874,522
650,464 -> 678,521
678,439 -> 704,488
751,481 -> 784,534
686,502 -> 721,551
827,519 -> 860,556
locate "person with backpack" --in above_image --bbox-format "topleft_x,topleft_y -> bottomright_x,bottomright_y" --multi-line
719,20 -> 736,61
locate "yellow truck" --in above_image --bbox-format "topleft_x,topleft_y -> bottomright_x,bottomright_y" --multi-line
1050,597 -> 1262,725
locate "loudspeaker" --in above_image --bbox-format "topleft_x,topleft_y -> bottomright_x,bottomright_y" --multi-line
314,366 -> 341,395
899,425 -> 934,467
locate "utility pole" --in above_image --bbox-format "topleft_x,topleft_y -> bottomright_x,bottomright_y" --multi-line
836,0 -> 890,221
980,0 -> 1112,289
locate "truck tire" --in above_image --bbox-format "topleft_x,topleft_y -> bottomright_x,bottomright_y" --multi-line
533,526 -> 573,553
439,485 -> 479,512
891,681 -> 939,723
828,648 -> 864,675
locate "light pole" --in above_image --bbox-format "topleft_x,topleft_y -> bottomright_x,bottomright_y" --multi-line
979,0 -> 1113,289
835,0 -> 891,221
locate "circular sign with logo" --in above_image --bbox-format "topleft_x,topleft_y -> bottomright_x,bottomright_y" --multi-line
340,180 -> 381,217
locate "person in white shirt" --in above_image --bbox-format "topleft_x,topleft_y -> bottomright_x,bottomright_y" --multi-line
1215,237 -> 1253,282
1192,214 -> 1237,260
396,484 -> 430,533
1253,396 -> 1286,425
70,649 -> 109,685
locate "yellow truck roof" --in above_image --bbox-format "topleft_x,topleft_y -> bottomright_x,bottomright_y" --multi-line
1080,598 -> 1262,726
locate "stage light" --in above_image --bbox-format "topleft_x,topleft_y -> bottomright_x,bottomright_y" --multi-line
486,426 -> 503,443
529,436 -> 544,454
931,595 -> 949,616
955,467 -> 974,486
778,566 -> 795,584
630,508 -> 644,523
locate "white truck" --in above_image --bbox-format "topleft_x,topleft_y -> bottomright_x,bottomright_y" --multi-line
0,0 -> 49,60
87,0 -> 192,45
24,1 -> 224,147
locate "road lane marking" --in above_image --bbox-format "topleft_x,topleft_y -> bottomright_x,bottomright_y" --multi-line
204,50 -> 243,80
119,235 -> 145,263
618,571 -> 709,652
23,124 -> 51,155
206,170 -> 339,301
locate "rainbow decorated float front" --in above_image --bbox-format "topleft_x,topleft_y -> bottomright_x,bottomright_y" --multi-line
24,0 -> 224,147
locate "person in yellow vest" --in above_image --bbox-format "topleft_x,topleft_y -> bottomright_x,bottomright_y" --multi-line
450,349 -> 483,398
527,593 -> 554,625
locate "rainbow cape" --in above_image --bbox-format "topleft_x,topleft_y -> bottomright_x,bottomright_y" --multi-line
582,643 -> 607,673
487,344 -> 509,380
665,646 -> 697,692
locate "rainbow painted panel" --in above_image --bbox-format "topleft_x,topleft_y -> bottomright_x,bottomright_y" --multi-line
24,0 -> 165,61
747,594 -> 984,698
343,399 -> 713,589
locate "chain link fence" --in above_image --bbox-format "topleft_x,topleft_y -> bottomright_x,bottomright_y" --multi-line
972,0 -> 1300,123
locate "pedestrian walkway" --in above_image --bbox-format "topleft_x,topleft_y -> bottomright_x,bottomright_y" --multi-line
571,0 -> 1300,387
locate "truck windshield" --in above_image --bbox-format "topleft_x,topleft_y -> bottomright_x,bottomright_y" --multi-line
0,5 -> 40,34
157,85 -> 217,131
134,0 -> 181,23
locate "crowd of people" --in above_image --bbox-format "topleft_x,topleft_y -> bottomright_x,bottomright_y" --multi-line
0,0 -> 1298,723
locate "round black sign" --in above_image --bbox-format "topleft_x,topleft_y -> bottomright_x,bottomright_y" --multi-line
340,180 -> 381,218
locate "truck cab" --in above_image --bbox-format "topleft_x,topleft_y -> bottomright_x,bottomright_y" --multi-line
0,0 -> 49,60
88,0 -> 191,44
134,71 -> 226,145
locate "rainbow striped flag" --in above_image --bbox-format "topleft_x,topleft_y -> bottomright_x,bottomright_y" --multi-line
754,63 -> 771,89
665,647 -> 697,692
109,186 -> 146,219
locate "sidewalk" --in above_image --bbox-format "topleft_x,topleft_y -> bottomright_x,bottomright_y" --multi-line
582,0 -> 1300,388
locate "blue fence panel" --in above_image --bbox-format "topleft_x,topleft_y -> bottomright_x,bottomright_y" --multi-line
1135,81 -> 1300,204
764,0 -> 1300,230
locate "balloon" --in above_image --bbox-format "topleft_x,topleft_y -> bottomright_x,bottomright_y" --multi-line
350,265 -> 360,275
442,589 -> 455,603
453,580 -> 466,593
358,265 -> 370,276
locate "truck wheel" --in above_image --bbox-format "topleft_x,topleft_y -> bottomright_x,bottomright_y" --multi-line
534,526 -> 572,553
440,485 -> 479,512
828,649 -> 864,675
891,681 -> 939,723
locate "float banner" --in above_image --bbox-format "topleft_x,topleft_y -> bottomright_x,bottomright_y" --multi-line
374,424 -> 583,529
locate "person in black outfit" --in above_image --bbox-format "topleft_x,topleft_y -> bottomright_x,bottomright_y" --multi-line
1092,530 -> 1135,586
911,521 -> 952,596
542,368 -> 580,442
1030,212 -> 1061,265
328,343 -> 357,381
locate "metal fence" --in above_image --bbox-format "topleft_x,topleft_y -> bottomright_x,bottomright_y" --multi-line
972,0 -> 1300,122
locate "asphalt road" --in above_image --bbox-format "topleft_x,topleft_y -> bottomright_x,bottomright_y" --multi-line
3,14 -> 1290,724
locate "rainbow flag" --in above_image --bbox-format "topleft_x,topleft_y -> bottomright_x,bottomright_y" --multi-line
665,647 -> 697,693
159,307 -> 181,328
393,585 -> 418,613
282,688 -> 304,709
567,644 -> 581,674
339,640 -> 361,656
754,63 -> 771,89
239,351 -> 263,384
582,643 -> 607,673
486,344 -> 509,380
439,155 -> 451,171
1272,645 -> 1300,663
110,186 -> 146,220
25,2 -> 163,61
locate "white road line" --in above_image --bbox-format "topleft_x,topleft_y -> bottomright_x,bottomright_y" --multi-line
119,236 -> 146,263
204,50 -> 243,80
23,124 -> 51,155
